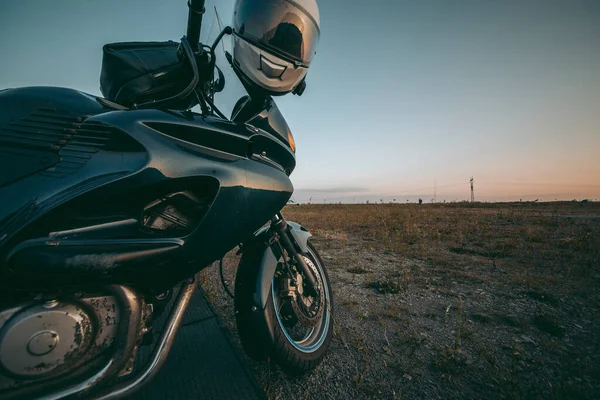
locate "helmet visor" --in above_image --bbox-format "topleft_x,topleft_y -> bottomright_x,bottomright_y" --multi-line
234,0 -> 320,66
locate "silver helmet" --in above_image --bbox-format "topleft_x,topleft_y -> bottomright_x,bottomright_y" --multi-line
232,0 -> 320,95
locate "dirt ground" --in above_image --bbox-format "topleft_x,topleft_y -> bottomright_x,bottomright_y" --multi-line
201,202 -> 600,399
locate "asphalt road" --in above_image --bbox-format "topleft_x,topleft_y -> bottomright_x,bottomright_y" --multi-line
132,286 -> 265,400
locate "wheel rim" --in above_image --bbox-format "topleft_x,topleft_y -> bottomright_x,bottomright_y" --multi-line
272,246 -> 331,353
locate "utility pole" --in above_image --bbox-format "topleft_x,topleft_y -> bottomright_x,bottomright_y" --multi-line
470,177 -> 475,202
434,179 -> 437,203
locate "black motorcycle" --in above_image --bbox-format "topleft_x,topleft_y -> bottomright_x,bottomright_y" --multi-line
0,1 -> 333,398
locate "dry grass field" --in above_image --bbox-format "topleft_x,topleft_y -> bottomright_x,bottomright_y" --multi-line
203,202 -> 600,399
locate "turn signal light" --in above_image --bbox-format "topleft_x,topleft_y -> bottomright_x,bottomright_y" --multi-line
287,128 -> 296,153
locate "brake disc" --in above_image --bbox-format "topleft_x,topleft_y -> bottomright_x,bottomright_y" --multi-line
290,256 -> 325,328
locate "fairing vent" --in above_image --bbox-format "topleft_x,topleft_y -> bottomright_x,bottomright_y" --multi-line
142,191 -> 211,236
0,108 -> 83,186
144,121 -> 249,158
0,108 -> 144,184
5,176 -> 219,247
0,108 -> 85,153
137,177 -> 220,238
41,120 -> 143,178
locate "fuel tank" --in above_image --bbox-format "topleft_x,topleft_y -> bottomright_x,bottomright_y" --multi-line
0,87 -> 295,290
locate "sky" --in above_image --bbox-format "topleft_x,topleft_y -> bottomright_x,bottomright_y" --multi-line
1,0 -> 598,203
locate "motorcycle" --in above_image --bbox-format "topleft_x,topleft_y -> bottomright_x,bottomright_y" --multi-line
0,1 -> 334,398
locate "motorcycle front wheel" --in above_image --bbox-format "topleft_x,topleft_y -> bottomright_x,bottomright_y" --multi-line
269,241 -> 334,372
235,241 -> 334,373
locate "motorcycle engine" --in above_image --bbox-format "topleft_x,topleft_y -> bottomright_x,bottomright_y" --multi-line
0,295 -> 121,393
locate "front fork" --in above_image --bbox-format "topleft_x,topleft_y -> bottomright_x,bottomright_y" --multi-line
269,213 -> 319,293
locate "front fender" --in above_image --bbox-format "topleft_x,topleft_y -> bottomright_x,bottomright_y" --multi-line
251,221 -> 311,309
286,221 -> 312,253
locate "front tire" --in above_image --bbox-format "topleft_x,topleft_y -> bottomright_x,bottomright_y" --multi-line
268,242 -> 334,372
235,241 -> 334,373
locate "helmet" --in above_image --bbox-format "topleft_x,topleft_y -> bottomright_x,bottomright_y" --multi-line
232,0 -> 320,95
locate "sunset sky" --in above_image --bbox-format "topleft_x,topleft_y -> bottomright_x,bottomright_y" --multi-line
1,0 -> 598,202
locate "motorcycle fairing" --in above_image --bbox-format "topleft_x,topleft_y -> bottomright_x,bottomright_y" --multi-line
0,87 -> 295,291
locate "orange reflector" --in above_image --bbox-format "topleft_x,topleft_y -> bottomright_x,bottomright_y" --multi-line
287,129 -> 296,153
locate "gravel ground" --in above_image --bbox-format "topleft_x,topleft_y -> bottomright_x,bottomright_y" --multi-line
200,204 -> 600,399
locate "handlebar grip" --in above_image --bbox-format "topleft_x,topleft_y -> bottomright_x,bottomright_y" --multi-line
186,0 -> 206,52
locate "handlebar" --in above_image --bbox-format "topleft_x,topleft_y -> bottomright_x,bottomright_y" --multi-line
186,0 -> 206,52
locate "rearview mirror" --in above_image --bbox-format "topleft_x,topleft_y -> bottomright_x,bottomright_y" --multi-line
231,95 -> 250,121
231,95 -> 269,123
213,66 -> 225,93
